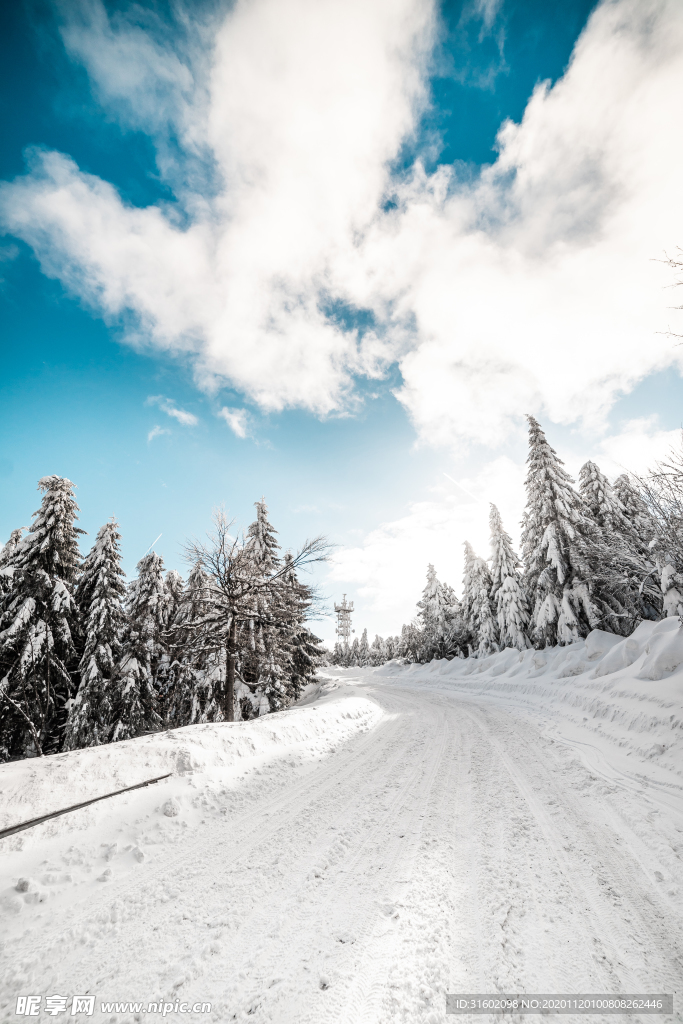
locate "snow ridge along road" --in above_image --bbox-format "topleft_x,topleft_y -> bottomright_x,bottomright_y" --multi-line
0,623 -> 682,1024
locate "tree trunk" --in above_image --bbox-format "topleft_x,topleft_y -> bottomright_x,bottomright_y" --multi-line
226,613 -> 237,722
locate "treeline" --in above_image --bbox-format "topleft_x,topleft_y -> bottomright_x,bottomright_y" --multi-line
0,478 -> 326,761
335,416 -> 683,666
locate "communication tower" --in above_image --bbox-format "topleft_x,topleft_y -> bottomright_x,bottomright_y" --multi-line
334,594 -> 354,644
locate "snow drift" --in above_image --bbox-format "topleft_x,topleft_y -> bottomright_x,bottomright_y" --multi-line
375,617 -> 683,794
0,687 -> 382,834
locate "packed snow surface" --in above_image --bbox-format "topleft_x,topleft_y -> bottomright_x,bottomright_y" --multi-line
1,620 -> 683,1023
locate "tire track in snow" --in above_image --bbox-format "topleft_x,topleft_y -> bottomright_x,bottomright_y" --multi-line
2,675 -> 681,1024
458,701 -> 683,1012
0,696 -> 387,1006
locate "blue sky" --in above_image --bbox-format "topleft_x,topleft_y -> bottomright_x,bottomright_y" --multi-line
1,0 -> 683,645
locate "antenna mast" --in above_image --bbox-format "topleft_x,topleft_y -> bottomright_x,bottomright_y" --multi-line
334,594 -> 354,645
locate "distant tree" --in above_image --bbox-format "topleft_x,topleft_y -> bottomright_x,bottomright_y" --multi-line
358,627 -> 370,666
384,636 -> 398,660
369,634 -> 386,666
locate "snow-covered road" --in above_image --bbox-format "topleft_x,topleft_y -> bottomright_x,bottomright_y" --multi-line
1,642 -> 683,1023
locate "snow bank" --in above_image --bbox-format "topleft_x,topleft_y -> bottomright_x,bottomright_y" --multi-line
374,618 -> 683,787
0,688 -> 382,833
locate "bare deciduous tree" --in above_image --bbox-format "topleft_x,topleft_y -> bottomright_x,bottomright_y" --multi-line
171,509 -> 330,721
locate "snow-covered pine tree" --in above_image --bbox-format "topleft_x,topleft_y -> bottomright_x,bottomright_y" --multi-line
579,461 -> 659,629
63,519 -> 127,750
109,552 -> 167,741
165,570 -> 185,623
417,565 -> 446,629
358,628 -> 370,666
461,541 -> 498,656
415,564 -> 466,660
369,635 -> 385,666
165,562 -> 222,726
579,462 -> 631,533
242,499 -> 283,703
614,472 -> 660,615
613,474 -> 656,551
0,528 -> 25,597
0,477 -> 84,759
332,641 -> 344,665
489,504 -> 530,651
350,635 -> 360,665
521,417 -> 604,645
398,621 -> 421,662
269,552 -> 322,707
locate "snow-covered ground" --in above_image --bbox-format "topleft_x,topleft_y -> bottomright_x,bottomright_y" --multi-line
1,619 -> 682,1023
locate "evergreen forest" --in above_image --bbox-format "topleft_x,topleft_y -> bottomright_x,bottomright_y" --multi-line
0,487 -> 326,761
332,416 -> 683,667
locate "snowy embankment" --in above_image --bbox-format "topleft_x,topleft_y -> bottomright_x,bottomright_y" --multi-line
376,616 -> 683,802
0,683 -> 382,926
0,685 -> 381,834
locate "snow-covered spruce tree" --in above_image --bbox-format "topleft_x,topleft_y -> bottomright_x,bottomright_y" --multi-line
416,564 -> 466,660
369,635 -> 386,666
397,621 -> 422,662
261,551 -> 322,710
489,505 -> 530,651
461,541 -> 498,656
579,462 -> 632,534
0,528 -> 26,598
165,562 -> 222,726
358,627 -> 370,667
417,565 -> 444,627
165,570 -> 185,623
0,477 -> 84,759
579,461 -> 660,627
350,635 -> 360,666
521,417 -> 606,645
241,499 -> 284,707
634,447 -> 683,619
63,519 -> 127,750
109,552 -> 168,741
613,474 -> 657,554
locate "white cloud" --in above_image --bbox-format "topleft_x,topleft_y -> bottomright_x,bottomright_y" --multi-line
328,456 -> 526,635
0,0 -> 433,416
589,417 -> 681,478
218,406 -> 249,438
325,415 -> 683,640
147,424 -> 170,441
0,0 -> 682,449
146,395 -> 198,426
